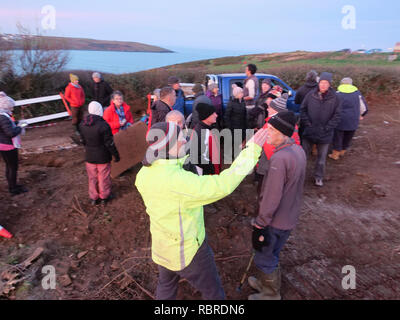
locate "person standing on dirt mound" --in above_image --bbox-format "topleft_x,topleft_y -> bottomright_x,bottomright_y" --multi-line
79,101 -> 120,206
300,72 -> 341,187
0,92 -> 28,196
249,110 -> 306,300
103,91 -> 134,135
90,72 -> 113,109
135,122 -> 269,300
64,74 -> 85,143
328,77 -> 368,160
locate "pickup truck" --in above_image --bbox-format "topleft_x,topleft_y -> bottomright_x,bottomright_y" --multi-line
182,73 -> 300,116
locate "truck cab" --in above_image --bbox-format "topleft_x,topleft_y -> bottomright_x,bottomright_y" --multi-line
183,73 -> 299,115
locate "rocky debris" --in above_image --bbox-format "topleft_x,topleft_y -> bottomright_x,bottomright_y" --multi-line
59,274 -> 72,287
77,251 -> 88,259
370,185 -> 387,197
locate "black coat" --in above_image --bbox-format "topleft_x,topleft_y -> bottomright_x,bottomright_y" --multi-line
190,121 -> 216,175
150,100 -> 172,127
0,114 -> 21,146
300,87 -> 341,144
224,98 -> 247,130
79,114 -> 119,164
295,81 -> 318,105
191,93 -> 212,128
90,80 -> 113,108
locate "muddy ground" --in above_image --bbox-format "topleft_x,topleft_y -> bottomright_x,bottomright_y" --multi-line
1,96 -> 400,300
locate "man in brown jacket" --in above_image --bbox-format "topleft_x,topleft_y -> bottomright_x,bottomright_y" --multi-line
248,110 -> 306,300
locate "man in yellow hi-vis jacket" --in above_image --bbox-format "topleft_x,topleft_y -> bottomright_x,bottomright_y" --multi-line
135,122 -> 268,299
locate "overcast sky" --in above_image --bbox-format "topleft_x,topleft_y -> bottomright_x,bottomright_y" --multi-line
0,0 -> 399,53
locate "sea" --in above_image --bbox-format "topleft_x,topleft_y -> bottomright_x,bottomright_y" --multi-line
62,46 -> 260,74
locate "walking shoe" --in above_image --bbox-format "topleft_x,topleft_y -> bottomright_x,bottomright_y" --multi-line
248,268 -> 281,300
70,131 -> 83,145
100,193 -> 115,206
328,150 -> 340,160
9,185 -> 28,196
90,199 -> 99,206
315,178 -> 324,187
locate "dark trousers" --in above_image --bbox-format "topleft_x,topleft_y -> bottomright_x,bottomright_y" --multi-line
1,149 -> 18,191
333,129 -> 356,151
302,139 -> 330,179
71,107 -> 84,131
254,226 -> 291,274
156,240 -> 225,300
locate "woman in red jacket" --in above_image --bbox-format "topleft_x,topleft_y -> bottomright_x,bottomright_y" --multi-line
65,73 -> 85,141
103,91 -> 134,135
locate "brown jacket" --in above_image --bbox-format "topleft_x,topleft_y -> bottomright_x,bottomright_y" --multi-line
256,139 -> 306,230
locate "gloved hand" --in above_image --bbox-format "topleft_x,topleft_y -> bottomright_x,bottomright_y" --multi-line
114,154 -> 120,163
252,226 -> 270,252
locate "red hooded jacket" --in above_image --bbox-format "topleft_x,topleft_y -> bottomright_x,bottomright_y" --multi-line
103,102 -> 134,135
65,83 -> 85,107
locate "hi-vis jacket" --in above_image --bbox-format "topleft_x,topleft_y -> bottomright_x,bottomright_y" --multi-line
135,142 -> 262,271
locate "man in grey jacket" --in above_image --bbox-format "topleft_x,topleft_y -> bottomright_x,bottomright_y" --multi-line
248,110 -> 306,300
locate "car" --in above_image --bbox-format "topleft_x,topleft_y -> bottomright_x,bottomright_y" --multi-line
365,48 -> 383,54
183,73 -> 299,115
353,49 -> 367,54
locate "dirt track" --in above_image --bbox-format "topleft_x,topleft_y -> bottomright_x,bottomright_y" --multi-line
1,96 -> 400,300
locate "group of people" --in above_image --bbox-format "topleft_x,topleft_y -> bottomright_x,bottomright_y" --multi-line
0,64 -> 368,301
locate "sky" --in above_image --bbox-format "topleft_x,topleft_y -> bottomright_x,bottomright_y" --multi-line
0,0 -> 399,53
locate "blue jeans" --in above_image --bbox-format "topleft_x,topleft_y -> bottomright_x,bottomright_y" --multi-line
156,240 -> 225,300
254,226 -> 291,274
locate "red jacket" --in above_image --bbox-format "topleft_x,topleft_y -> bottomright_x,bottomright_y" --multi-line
262,116 -> 300,160
65,83 -> 85,107
103,102 -> 134,135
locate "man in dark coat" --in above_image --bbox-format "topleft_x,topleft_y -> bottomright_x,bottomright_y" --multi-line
189,103 -> 220,175
168,76 -> 186,116
150,87 -> 176,127
79,101 -> 120,205
90,72 -> 113,109
189,83 -> 212,129
300,72 -> 341,186
329,77 -> 368,160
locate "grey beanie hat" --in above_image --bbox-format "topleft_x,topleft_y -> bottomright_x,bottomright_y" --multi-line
92,72 -> 101,79
270,93 -> 288,112
0,92 -> 15,113
306,70 -> 318,82
341,77 -> 353,85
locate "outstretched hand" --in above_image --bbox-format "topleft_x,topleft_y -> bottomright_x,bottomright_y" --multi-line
247,128 -> 268,147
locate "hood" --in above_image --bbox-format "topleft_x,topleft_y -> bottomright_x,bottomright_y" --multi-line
82,114 -> 102,127
305,81 -> 318,88
338,84 -> 358,94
